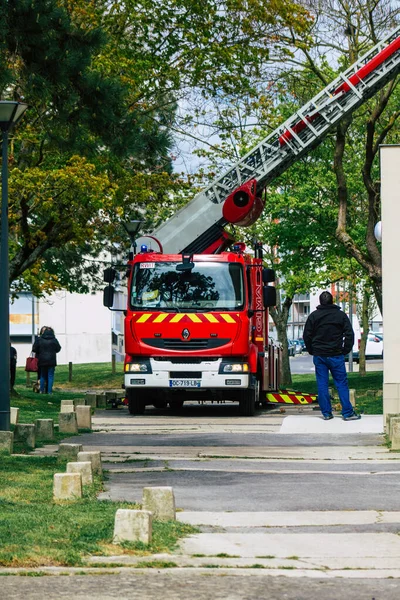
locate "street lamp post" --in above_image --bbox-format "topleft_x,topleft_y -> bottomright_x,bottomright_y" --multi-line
0,101 -> 28,430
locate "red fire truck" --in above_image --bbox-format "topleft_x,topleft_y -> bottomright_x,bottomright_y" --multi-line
104,26 -> 400,415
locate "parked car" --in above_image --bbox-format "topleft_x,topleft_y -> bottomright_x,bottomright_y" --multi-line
287,340 -> 296,357
292,339 -> 305,354
351,332 -> 383,362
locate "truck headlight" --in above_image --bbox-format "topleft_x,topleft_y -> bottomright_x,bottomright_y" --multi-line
220,363 -> 249,373
125,361 -> 152,373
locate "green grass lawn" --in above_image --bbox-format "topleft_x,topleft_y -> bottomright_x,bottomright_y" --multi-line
11,362 -> 124,425
15,361 -> 124,391
0,454 -> 196,567
292,371 -> 383,414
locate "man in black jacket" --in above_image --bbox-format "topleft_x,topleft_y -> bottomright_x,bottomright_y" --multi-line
303,291 -> 360,421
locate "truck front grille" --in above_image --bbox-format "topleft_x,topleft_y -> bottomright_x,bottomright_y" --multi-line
170,371 -> 202,379
142,338 -> 230,350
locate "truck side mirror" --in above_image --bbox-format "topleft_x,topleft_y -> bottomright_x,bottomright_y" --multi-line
263,286 -> 276,308
103,285 -> 115,308
104,267 -> 117,283
262,268 -> 275,284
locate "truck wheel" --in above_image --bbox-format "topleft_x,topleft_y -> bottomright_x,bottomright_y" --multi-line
153,400 -> 168,409
239,387 -> 256,416
127,389 -> 146,415
169,399 -> 184,412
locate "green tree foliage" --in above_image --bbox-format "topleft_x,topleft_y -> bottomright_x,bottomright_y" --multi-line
1,0 -> 312,295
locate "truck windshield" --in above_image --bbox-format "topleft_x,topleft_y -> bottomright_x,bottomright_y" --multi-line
131,261 -> 244,311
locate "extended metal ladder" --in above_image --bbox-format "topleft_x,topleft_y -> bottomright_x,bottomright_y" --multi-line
153,26 -> 400,254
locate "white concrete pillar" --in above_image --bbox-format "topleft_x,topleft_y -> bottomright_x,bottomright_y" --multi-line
381,146 -> 400,419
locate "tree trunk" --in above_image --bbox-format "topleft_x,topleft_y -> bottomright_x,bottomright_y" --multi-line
358,286 -> 371,377
269,293 -> 293,387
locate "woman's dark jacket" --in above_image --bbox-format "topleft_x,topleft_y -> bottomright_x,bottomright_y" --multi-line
32,330 -> 61,367
303,304 -> 354,357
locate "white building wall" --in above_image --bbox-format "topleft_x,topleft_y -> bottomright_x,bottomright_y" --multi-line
10,291 -> 113,366
38,291 -> 112,364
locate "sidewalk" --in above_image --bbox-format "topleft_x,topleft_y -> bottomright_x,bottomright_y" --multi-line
26,405 -> 400,580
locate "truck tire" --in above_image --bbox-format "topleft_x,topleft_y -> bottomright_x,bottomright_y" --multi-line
127,389 -> 146,415
239,387 -> 256,416
169,399 -> 184,412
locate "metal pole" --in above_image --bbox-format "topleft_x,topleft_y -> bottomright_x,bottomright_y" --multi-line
32,293 -> 35,345
0,129 -> 10,430
348,287 -> 354,373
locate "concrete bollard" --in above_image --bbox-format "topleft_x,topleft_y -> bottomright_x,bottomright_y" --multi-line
389,416 -> 400,444
74,397 -> 86,406
14,424 -> 36,449
58,443 -> 83,461
386,413 -> 398,434
35,419 -> 54,440
76,406 -> 92,430
66,461 -> 93,485
142,486 -> 176,521
113,509 -> 152,544
58,412 -> 78,434
391,420 -> 400,451
105,391 -> 117,409
60,400 -> 74,413
85,392 -> 97,408
77,451 -> 102,475
53,473 -> 82,500
349,389 -> 356,408
0,431 -> 13,454
10,407 -> 19,425
96,392 -> 107,409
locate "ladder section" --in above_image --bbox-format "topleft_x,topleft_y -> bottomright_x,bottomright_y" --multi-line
154,26 -> 400,254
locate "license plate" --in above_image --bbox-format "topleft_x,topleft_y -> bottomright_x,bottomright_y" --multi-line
169,379 -> 201,388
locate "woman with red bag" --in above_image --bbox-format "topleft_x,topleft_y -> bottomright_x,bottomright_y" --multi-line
32,326 -> 61,394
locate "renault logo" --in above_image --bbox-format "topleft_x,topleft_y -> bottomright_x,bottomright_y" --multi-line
182,328 -> 190,340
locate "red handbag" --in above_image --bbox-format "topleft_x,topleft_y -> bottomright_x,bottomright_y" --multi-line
25,354 -> 39,372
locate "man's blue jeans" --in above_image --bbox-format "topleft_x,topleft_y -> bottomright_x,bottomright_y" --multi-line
40,366 -> 55,394
313,355 -> 354,418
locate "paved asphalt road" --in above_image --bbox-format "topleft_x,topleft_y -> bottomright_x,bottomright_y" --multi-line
1,571 -> 400,600
291,353 -> 383,374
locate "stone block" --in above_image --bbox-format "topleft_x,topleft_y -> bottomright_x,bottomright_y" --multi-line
0,431 -> 13,454
392,420 -> 400,450
66,461 -> 93,485
58,443 -> 83,460
85,392 -> 97,408
53,473 -> 82,500
96,393 -> 107,409
76,406 -> 92,430
58,412 -> 78,434
385,413 -> 398,433
14,423 -> 36,449
389,416 -> 400,444
10,407 -> 19,425
349,389 -> 356,408
35,419 -> 54,440
113,509 -> 152,544
60,400 -> 74,413
74,397 -> 86,406
142,486 -> 176,521
105,391 -> 117,409
77,451 -> 102,475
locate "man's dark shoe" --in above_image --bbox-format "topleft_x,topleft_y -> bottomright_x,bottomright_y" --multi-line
323,414 -> 334,420
343,412 -> 361,421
